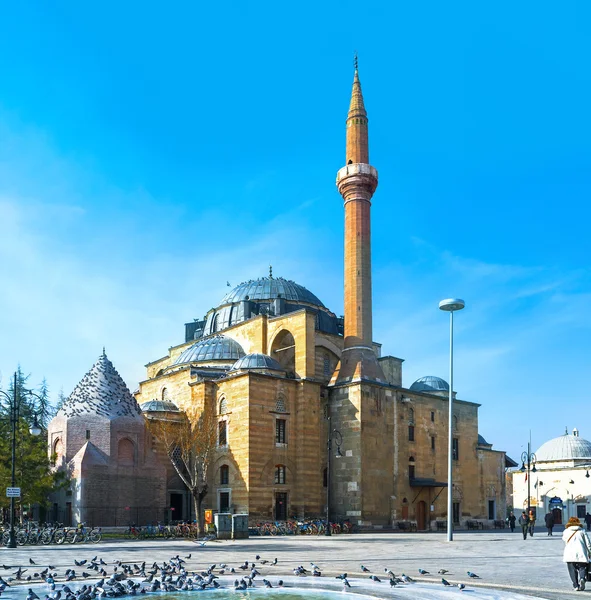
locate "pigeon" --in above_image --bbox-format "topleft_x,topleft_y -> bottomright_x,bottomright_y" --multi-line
343,579 -> 351,588
361,565 -> 370,573
185,554 -> 191,559
401,574 -> 414,583
385,569 -> 395,577
442,578 -> 452,586
467,571 -> 480,578
418,568 -> 429,575
369,575 -> 381,582
458,583 -> 466,590
74,560 -> 87,567
389,579 -> 397,587
26,590 -> 40,600
278,580 -> 284,587
313,569 -> 322,577
336,573 -> 348,580
256,555 -> 261,560
29,559 -> 36,566
438,569 -> 449,574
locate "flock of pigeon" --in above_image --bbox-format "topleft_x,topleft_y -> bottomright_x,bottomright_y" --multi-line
0,553 -> 482,599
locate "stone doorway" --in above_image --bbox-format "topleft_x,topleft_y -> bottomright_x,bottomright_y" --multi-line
552,507 -> 562,525
417,500 -> 427,530
275,492 -> 288,521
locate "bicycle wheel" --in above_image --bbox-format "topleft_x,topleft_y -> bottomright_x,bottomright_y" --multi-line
54,530 -> 66,544
65,529 -> 77,544
16,530 -> 28,546
90,530 -> 102,543
41,531 -> 53,545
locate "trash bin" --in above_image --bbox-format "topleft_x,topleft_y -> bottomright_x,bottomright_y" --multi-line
214,513 -> 232,540
232,514 -> 249,539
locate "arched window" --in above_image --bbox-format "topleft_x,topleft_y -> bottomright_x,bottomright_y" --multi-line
219,397 -> 227,415
275,396 -> 287,413
52,438 -> 63,466
275,465 -> 286,485
271,330 -> 296,376
212,313 -> 219,333
453,415 -> 458,431
408,407 -> 414,423
118,438 -> 135,466
220,464 -> 229,485
162,388 -> 169,401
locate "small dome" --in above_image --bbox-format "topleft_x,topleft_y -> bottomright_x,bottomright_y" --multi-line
231,353 -> 284,372
175,335 -> 245,365
220,277 -> 324,307
535,431 -> 591,462
409,375 -> 449,393
478,434 -> 491,446
140,400 -> 180,413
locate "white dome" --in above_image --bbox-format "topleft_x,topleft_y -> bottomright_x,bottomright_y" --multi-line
535,431 -> 591,462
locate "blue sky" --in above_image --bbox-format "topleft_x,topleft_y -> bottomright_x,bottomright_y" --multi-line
0,1 -> 589,463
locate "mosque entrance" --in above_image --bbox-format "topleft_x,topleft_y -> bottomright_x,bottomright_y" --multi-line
552,507 -> 562,525
170,493 -> 183,520
417,501 -> 427,530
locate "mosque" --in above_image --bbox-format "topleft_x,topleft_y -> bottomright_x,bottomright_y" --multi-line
48,64 -> 512,530
512,429 -> 591,525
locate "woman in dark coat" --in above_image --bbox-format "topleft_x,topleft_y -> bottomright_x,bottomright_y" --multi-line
507,512 -> 516,532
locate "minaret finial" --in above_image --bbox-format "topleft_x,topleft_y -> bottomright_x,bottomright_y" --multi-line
102,346 -> 106,357
269,265 -> 273,279
354,50 -> 358,71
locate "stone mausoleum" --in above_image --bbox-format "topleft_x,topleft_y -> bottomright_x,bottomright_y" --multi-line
49,64 -> 513,530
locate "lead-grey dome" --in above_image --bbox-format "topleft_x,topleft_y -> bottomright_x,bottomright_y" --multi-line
140,400 -> 180,413
410,375 -> 450,393
535,432 -> 591,462
221,277 -> 324,307
175,335 -> 245,365
231,353 -> 284,372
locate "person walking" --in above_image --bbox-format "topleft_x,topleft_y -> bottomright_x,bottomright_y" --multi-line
585,512 -> 591,532
507,512 -> 516,533
563,516 -> 591,591
528,510 -> 536,537
519,511 -> 529,540
545,512 -> 555,536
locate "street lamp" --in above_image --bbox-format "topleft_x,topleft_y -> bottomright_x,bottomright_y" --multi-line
520,443 -> 537,515
0,372 -> 43,549
439,298 -> 465,542
325,416 -> 343,536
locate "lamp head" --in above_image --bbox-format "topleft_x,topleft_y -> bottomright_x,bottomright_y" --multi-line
439,298 -> 465,312
29,415 -> 42,437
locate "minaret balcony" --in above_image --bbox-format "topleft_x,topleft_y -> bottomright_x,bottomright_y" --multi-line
336,163 -> 378,185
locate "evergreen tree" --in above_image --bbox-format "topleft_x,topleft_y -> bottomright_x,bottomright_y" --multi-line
36,377 -> 53,427
55,387 -> 67,414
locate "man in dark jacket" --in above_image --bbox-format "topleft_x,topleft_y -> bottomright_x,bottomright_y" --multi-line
519,511 -> 530,540
545,512 -> 555,536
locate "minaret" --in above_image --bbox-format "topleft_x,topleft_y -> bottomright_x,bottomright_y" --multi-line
332,57 -> 384,384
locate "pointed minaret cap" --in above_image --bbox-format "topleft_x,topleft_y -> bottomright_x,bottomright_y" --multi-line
348,53 -> 367,119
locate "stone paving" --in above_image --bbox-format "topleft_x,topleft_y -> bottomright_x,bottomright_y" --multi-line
0,528 -> 581,599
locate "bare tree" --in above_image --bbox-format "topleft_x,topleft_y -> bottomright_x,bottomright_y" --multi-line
147,404 -> 218,534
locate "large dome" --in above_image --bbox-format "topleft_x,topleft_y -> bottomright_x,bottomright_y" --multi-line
175,335 -> 245,365
535,431 -> 591,462
221,277 -> 324,307
410,375 -> 449,393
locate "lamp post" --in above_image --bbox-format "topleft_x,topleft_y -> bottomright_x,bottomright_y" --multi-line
0,372 -> 42,548
325,416 -> 343,536
439,298 -> 465,542
520,442 -> 537,515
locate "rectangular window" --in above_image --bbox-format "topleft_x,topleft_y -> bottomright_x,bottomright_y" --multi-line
431,435 -> 435,450
275,465 -> 286,484
218,421 -> 227,447
430,411 -> 435,422
578,505 -> 587,519
219,491 -> 230,513
409,465 -> 415,480
452,437 -> 459,460
453,502 -> 460,524
408,425 -> 415,442
276,419 -> 286,444
85,430 -> 90,440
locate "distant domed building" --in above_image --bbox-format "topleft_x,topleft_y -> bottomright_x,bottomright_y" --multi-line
47,351 -> 167,526
512,428 -> 591,524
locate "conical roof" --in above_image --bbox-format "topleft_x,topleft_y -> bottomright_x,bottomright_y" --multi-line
59,351 -> 142,420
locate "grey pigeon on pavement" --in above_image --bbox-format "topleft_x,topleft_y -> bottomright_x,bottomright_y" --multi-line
442,578 -> 452,586
467,571 -> 480,578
